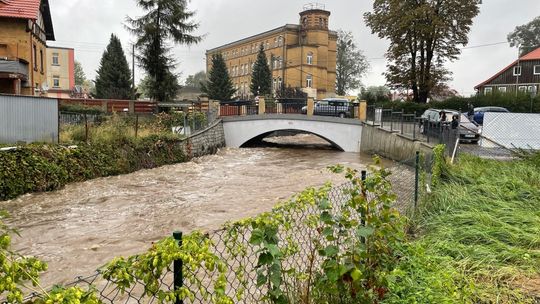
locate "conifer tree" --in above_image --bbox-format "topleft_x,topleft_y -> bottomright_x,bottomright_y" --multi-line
250,44 -> 272,96
94,34 -> 134,100
126,0 -> 201,102
203,54 -> 235,101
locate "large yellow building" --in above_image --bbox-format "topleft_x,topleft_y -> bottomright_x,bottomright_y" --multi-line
206,4 -> 337,100
0,0 -> 55,96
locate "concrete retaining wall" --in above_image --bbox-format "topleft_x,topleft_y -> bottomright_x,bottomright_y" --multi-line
360,124 -> 433,162
184,119 -> 225,158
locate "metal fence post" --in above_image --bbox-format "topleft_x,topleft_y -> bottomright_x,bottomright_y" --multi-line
360,170 -> 367,244
84,113 -> 88,143
173,231 -> 183,304
414,151 -> 420,214
400,110 -> 404,134
135,114 -> 139,138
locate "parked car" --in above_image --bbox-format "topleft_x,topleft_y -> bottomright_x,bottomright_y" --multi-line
469,106 -> 509,125
419,108 -> 480,143
301,98 -> 353,118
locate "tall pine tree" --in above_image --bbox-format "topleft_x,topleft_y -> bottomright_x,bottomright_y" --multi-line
126,0 -> 201,102
203,54 -> 235,101
250,44 -> 272,96
94,34 -> 134,100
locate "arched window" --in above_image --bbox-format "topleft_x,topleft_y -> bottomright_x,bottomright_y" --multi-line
278,36 -> 283,47
307,52 -> 313,65
306,75 -> 313,88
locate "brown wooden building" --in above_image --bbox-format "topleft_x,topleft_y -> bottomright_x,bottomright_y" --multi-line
475,47 -> 540,95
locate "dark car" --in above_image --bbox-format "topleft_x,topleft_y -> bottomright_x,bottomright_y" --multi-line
420,109 -> 480,143
301,98 -> 354,118
470,106 -> 509,125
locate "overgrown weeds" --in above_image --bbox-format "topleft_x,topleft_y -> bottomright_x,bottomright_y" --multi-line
411,153 -> 540,303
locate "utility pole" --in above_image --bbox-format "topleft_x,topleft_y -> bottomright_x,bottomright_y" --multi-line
132,43 -> 136,92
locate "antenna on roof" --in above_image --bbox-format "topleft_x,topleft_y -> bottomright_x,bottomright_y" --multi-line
303,3 -> 325,11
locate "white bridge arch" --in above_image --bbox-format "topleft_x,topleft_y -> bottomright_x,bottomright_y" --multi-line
222,115 -> 363,152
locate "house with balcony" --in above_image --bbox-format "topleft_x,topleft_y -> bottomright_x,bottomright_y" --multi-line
0,0 -> 55,96
475,47 -> 540,95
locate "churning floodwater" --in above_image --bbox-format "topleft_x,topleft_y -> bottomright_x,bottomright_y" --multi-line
3,134 -> 384,287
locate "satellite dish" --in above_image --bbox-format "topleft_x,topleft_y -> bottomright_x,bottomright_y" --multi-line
41,82 -> 49,92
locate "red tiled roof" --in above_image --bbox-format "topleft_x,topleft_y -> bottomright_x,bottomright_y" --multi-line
519,47 -> 540,61
475,46 -> 540,89
0,0 -> 40,20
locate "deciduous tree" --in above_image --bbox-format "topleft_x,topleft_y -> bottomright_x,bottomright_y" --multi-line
94,34 -> 134,100
126,0 -> 202,102
508,16 -> 540,56
74,61 -> 86,86
250,44 -> 272,96
336,30 -> 369,96
185,70 -> 207,89
364,0 -> 479,103
203,54 -> 235,101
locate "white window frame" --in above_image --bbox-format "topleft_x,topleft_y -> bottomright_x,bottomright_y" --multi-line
534,65 -> 540,75
307,52 -> 313,65
53,76 -> 60,88
498,86 -> 507,93
52,53 -> 59,65
278,36 -> 283,47
484,87 -> 492,94
513,66 -> 522,76
518,85 -> 527,93
306,75 -> 313,88
274,38 -> 278,48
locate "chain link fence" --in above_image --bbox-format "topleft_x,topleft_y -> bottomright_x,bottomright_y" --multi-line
16,160 -> 423,304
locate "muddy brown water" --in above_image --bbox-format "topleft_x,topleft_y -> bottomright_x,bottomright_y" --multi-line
3,134 -> 387,288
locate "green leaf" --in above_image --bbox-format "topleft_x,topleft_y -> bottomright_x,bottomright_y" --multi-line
267,244 -> 281,257
256,271 -> 267,287
357,226 -> 375,238
351,268 -> 362,282
249,229 -> 264,245
257,252 -> 273,267
320,211 -> 333,224
324,245 -> 339,257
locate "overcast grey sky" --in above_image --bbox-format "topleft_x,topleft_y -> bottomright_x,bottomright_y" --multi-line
48,0 -> 540,96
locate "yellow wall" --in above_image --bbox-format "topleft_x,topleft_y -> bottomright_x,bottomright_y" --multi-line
0,18 -> 48,96
46,47 -> 71,91
206,10 -> 337,100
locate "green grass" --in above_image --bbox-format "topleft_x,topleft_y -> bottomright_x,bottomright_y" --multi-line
410,154 -> 540,303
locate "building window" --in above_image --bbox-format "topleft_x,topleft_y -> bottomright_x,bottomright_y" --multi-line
499,86 -> 507,93
273,78 -> 277,92
484,87 -> 492,94
513,66 -> 522,76
519,86 -> 527,93
306,74 -> 313,88
53,76 -> 60,88
277,77 -> 282,91
39,49 -> 43,72
265,41 -> 269,50
534,65 -> 540,75
274,38 -> 278,48
307,52 -> 313,65
33,45 -> 37,70
278,36 -> 283,47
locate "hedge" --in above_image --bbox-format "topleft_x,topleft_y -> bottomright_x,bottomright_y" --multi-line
0,135 -> 187,201
370,93 -> 540,115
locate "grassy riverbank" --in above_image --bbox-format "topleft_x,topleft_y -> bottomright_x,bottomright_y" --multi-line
406,153 -> 540,303
0,135 -> 187,201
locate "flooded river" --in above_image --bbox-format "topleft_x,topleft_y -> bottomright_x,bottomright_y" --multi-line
3,134 -> 382,287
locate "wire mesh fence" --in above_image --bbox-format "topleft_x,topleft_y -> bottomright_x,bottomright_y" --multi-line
16,161 -> 422,304
59,107 -> 219,144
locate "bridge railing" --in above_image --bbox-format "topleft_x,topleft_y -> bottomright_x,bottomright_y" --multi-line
219,98 -> 365,119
